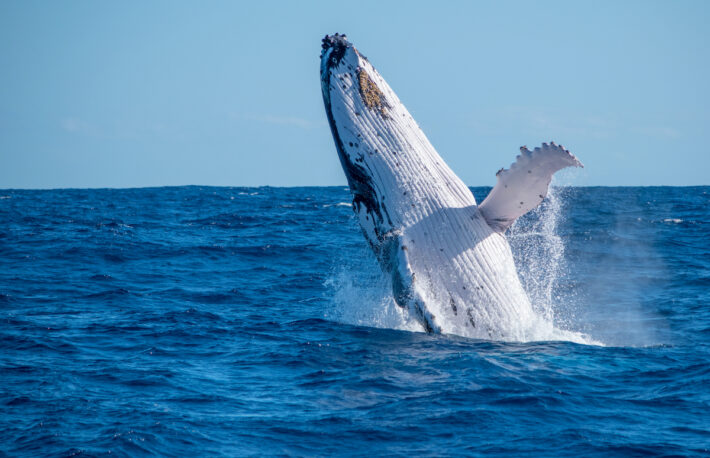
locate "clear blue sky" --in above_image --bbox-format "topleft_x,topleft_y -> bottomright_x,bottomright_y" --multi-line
1,1 -> 708,188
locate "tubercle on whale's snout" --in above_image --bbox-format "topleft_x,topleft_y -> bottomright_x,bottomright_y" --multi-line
320,33 -> 351,66
321,33 -> 349,53
320,33 -> 370,72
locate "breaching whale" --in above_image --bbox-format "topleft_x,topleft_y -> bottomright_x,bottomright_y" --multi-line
320,34 -> 583,340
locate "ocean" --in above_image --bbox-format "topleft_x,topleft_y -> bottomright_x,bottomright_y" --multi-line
1,186 -> 708,456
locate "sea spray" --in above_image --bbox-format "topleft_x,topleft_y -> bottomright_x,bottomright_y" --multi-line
508,185 -> 576,329
323,243 -> 420,332
573,190 -> 670,347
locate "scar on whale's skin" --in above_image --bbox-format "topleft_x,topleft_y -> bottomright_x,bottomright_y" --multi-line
357,69 -> 388,117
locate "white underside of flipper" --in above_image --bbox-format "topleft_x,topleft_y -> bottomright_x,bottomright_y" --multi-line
479,143 -> 583,232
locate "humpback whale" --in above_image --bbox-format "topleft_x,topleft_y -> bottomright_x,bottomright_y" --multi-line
320,34 -> 583,340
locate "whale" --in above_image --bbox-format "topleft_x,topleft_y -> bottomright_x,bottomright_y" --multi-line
320,34 -> 583,340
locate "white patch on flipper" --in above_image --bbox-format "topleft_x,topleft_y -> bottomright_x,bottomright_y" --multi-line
479,142 -> 583,232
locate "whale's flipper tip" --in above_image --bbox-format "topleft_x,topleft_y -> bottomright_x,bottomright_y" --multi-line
479,142 -> 582,232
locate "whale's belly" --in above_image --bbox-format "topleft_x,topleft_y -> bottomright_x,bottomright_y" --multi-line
400,205 -> 535,340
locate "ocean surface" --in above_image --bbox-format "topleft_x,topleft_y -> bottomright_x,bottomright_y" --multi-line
1,185 -> 709,456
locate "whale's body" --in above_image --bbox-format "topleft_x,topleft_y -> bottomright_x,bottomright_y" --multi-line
320,35 -> 582,340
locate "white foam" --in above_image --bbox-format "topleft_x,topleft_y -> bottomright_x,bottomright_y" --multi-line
323,246 -> 420,333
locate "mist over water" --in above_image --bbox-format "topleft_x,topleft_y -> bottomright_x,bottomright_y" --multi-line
1,186 -> 708,456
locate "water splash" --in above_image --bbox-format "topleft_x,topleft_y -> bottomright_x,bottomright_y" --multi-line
508,185 -> 573,327
323,248 -> 421,332
507,185 -> 600,345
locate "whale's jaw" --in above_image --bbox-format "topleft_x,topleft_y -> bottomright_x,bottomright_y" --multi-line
320,36 -> 390,245
320,34 -> 445,332
319,34 -> 580,340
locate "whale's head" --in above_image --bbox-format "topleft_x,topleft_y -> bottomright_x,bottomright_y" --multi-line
319,34 -> 470,251
320,34 -> 392,150
320,33 -> 398,244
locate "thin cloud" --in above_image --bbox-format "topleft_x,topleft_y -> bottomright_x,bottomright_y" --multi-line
468,106 -> 615,140
632,126 -> 681,139
468,106 -> 681,141
243,114 -> 327,130
60,117 -> 97,135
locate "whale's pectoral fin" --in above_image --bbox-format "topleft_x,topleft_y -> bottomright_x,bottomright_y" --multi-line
479,142 -> 583,232
376,230 -> 442,333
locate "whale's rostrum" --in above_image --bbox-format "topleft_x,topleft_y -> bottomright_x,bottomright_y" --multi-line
320,34 -> 583,341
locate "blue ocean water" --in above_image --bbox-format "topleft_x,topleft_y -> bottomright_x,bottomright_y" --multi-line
1,186 -> 708,456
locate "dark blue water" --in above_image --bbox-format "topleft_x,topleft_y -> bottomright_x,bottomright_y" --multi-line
1,186 -> 709,456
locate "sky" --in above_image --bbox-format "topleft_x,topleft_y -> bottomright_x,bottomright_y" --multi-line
1,1 -> 708,188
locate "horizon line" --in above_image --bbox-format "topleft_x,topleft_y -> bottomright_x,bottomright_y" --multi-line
2,184 -> 709,192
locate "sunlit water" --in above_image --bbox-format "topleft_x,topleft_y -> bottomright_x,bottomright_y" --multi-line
1,186 -> 708,455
